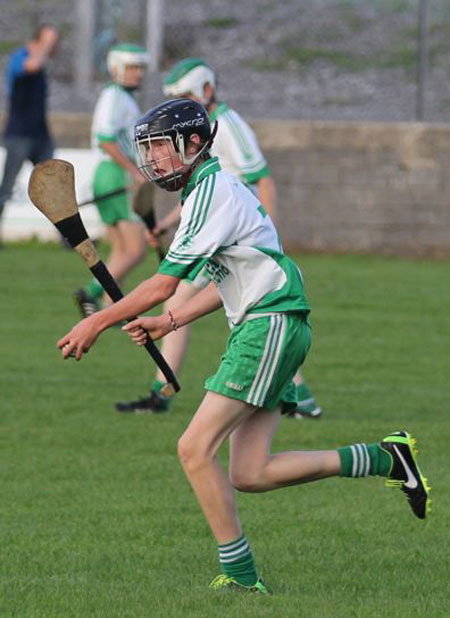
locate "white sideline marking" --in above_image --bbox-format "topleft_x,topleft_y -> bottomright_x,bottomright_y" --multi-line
0,147 -> 104,241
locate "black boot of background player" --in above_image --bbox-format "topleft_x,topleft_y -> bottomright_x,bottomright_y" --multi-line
115,390 -> 170,414
73,289 -> 100,318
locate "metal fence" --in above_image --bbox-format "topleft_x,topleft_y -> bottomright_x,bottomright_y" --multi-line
2,0 -> 450,122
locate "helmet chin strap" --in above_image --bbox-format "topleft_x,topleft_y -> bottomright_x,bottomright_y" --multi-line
178,121 -> 219,165
170,121 -> 219,191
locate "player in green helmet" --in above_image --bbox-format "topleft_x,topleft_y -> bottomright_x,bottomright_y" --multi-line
74,43 -> 151,317
115,58 -> 321,419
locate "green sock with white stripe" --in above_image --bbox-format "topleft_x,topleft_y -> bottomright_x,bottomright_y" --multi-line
150,380 -> 170,410
218,534 -> 258,587
338,443 -> 392,477
84,278 -> 103,299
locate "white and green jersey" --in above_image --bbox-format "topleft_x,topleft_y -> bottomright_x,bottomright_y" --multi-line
209,102 -> 271,187
158,157 -> 309,328
91,83 -> 140,162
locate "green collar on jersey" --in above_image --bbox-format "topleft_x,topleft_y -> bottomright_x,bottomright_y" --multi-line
181,156 -> 221,203
209,102 -> 228,123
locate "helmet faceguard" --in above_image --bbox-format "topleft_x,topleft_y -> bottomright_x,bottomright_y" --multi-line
163,58 -> 216,106
107,43 -> 150,87
135,99 -> 217,192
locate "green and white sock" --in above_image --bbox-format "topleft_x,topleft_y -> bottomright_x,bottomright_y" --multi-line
296,382 -> 314,404
338,443 -> 392,477
151,380 -> 166,394
150,380 -> 170,409
85,278 -> 103,300
218,534 -> 258,587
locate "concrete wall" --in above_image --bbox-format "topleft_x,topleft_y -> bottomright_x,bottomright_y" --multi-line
4,113 -> 450,256
256,120 -> 450,257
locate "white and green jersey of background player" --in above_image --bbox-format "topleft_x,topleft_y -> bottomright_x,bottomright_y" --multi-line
90,44 -> 144,226
163,58 -> 270,191
81,44 -> 146,305
91,82 -> 139,161
158,156 -> 310,411
91,79 -> 140,225
209,102 -> 270,188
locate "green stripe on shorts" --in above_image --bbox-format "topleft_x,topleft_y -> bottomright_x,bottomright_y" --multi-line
205,313 -> 311,411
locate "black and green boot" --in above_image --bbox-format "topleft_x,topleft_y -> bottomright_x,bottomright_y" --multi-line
380,430 -> 431,519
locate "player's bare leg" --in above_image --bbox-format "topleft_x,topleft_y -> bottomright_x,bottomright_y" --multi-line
178,392 -> 255,542
229,409 -> 430,516
179,391 -> 338,592
181,392 -> 430,592
115,280 -> 198,413
74,220 -> 147,316
178,392 -> 271,592
102,220 -> 147,305
229,408 -> 339,492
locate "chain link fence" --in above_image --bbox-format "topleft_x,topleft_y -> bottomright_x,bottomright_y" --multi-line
1,0 -> 450,121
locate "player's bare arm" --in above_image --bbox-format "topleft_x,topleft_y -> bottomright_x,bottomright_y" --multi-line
145,202 -> 182,247
58,273 -> 180,359
153,202 -> 182,235
123,282 -> 222,344
100,141 -> 145,184
25,26 -> 59,72
168,282 -> 222,325
256,175 -> 277,223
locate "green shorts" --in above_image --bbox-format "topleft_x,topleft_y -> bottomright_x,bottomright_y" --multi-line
205,313 -> 311,412
93,160 -> 140,226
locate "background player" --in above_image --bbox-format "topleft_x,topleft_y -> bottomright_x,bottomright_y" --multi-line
58,99 -> 430,594
74,43 -> 150,316
0,24 -> 60,243
115,58 -> 321,419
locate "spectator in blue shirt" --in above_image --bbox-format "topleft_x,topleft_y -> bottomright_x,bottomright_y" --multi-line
0,24 -> 60,237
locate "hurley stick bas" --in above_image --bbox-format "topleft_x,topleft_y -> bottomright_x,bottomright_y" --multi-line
28,159 -> 179,395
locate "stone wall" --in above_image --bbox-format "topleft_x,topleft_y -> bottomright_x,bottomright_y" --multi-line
256,121 -> 450,257
4,113 -> 450,256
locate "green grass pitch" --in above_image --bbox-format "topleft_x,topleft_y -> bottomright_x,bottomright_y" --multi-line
1,242 -> 449,617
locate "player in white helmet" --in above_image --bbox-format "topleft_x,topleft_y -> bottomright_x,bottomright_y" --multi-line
74,43 -> 151,317
115,58 -> 321,420
162,58 -> 275,215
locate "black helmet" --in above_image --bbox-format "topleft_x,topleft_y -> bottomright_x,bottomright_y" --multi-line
134,98 -> 216,191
